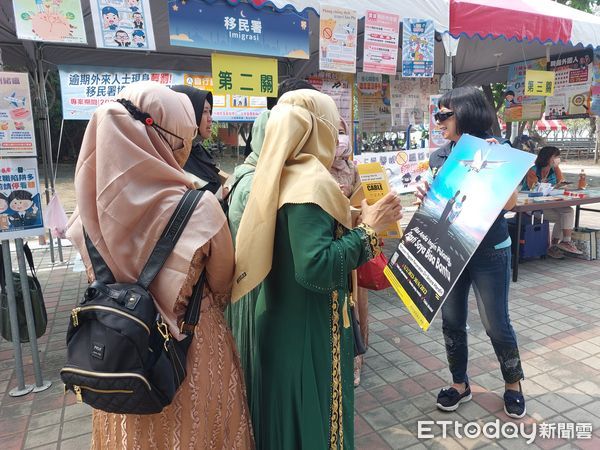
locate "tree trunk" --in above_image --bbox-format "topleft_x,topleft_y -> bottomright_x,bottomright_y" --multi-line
482,84 -> 502,137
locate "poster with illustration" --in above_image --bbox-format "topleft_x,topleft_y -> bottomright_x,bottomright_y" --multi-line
428,94 -> 448,150
12,0 -> 87,43
363,10 -> 400,75
357,73 -> 391,133
545,49 -> 593,120
353,149 -> 430,194
591,50 -> 600,116
384,135 -> 535,331
319,5 -> 358,73
504,58 -> 547,122
168,0 -> 309,59
390,75 -> 439,129
306,72 -> 353,128
90,0 -> 156,51
402,18 -> 434,78
0,73 -> 37,158
58,65 -> 267,121
0,158 -> 44,240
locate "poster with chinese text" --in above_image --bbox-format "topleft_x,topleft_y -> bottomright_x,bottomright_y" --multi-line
363,11 -> 400,75
504,58 -> 547,122
354,149 -> 430,194
168,0 -> 309,59
12,0 -> 87,43
319,5 -> 358,73
0,158 -> 44,240
306,72 -> 353,128
58,65 -> 267,121
390,75 -> 439,129
544,49 -> 593,120
384,135 -> 535,330
357,73 -> 391,133
428,94 -> 448,150
0,72 -> 37,158
89,0 -> 156,51
591,50 -> 600,116
402,18 -> 434,78
211,53 -> 277,97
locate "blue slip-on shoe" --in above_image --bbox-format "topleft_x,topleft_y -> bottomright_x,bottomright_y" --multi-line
436,383 -> 472,412
504,383 -> 526,419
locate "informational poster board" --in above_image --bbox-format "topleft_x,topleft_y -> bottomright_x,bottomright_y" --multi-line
591,50 -> 600,116
390,75 -> 439,129
428,94 -> 448,151
0,158 -> 44,240
12,0 -> 87,43
384,135 -> 535,330
363,10 -> 400,75
354,148 -> 431,194
357,73 -> 391,133
402,18 -> 434,78
168,0 -> 309,59
0,72 -> 37,158
306,72 -> 354,127
319,5 -> 358,73
58,65 -> 267,122
89,0 -> 156,51
504,58 -> 547,122
544,49 -> 593,120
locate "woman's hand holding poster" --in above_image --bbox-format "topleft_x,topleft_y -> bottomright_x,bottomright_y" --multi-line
384,135 -> 535,331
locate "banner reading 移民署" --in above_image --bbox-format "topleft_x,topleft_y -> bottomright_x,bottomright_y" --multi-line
384,135 -> 535,331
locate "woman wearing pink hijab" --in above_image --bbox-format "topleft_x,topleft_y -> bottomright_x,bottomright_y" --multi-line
67,81 -> 253,449
328,118 -> 369,387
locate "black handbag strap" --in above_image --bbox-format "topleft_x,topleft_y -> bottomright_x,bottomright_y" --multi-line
180,270 -> 206,335
84,190 -> 204,288
0,242 -> 37,289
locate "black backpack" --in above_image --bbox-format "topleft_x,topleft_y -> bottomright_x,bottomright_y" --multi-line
61,190 -> 205,414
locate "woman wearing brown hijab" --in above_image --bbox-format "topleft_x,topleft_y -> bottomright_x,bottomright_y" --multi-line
67,81 -> 253,449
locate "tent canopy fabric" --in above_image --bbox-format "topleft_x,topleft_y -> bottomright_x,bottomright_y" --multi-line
536,119 -> 568,132
451,0 -> 600,48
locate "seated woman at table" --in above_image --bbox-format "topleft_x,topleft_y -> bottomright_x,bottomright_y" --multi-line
521,146 -> 582,258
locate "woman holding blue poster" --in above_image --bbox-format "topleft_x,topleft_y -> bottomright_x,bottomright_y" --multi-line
417,87 -> 526,419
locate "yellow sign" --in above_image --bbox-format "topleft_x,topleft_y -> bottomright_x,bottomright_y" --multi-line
211,53 -> 278,97
356,162 -> 402,239
524,70 -> 555,97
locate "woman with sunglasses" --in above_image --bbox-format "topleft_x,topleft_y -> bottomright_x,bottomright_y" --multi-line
417,86 -> 526,419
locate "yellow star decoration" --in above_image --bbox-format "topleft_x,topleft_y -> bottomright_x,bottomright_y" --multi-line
172,4 -> 178,11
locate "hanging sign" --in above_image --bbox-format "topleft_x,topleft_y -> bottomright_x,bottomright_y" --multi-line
12,0 -> 87,43
363,11 -> 400,75
524,70 -> 555,97
168,0 -> 309,59
591,50 -> 600,116
402,18 -> 434,78
504,58 -> 547,122
89,0 -> 156,51
306,72 -> 354,127
211,53 -> 277,97
58,65 -> 267,122
0,73 -> 37,158
545,49 -> 593,120
384,136 -> 535,331
357,73 -> 391,133
0,158 -> 44,240
319,5 -> 358,73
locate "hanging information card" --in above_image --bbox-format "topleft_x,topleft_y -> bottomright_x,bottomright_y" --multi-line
363,10 -> 400,75
319,5 -> 358,73
0,72 -> 37,158
402,18 -> 434,78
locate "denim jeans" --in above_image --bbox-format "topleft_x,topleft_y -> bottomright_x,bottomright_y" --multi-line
441,245 -> 524,384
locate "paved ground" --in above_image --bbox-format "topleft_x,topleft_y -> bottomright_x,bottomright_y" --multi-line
1,158 -> 600,449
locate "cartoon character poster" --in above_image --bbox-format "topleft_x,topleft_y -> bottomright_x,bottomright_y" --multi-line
402,18 -> 434,78
0,73 -> 37,158
12,0 -> 87,43
90,0 -> 156,51
319,5 -> 358,73
353,149 -> 430,194
0,158 -> 44,240
384,135 -> 535,331
357,73 -> 391,133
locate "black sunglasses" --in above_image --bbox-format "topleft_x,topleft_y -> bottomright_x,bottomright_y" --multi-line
434,111 -> 454,122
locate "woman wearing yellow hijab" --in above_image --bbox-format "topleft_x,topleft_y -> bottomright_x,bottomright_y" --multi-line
233,89 -> 401,449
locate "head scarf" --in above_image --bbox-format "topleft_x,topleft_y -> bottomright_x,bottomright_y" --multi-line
245,110 -> 270,167
232,89 -> 350,301
67,81 -> 226,339
170,85 -> 213,125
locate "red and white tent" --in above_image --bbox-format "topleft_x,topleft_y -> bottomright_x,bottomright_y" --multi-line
536,119 -> 568,132
451,0 -> 600,48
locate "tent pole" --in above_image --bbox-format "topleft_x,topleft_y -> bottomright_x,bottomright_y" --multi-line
34,45 -> 56,263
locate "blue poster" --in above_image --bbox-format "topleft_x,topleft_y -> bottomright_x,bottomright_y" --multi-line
168,0 -> 310,59
384,135 -> 535,330
402,18 -> 434,78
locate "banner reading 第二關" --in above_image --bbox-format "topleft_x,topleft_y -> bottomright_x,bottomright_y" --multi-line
211,54 -> 278,97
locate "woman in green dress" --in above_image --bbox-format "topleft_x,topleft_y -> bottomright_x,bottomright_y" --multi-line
225,110 -> 269,406
232,89 -> 402,449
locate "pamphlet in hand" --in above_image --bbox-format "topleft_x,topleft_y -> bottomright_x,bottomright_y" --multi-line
384,135 -> 535,330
